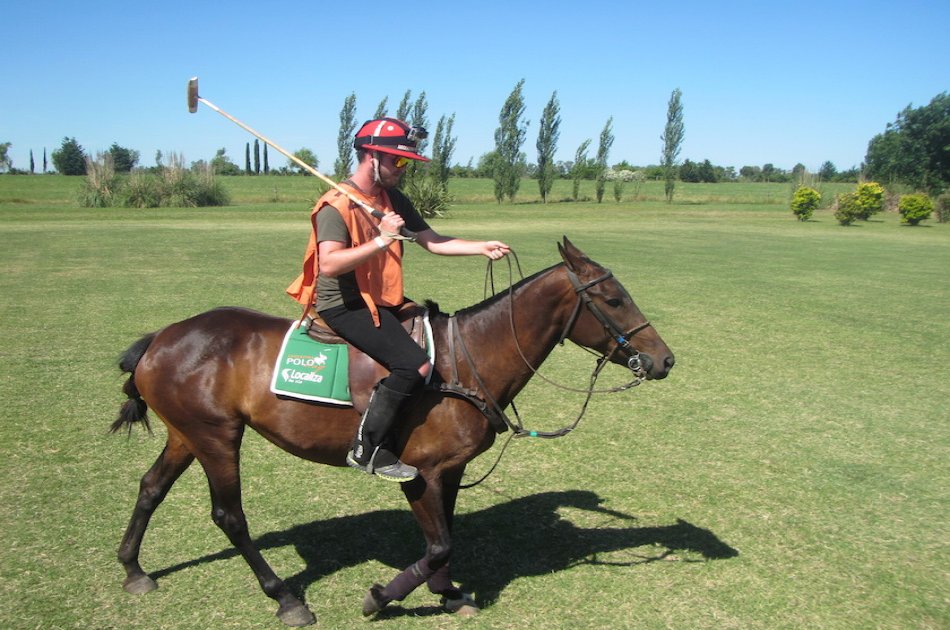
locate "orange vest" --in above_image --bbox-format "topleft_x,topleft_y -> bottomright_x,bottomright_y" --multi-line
286,184 -> 404,326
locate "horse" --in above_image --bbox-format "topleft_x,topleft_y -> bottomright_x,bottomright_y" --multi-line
111,237 -> 675,626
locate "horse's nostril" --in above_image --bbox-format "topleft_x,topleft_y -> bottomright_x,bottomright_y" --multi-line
664,355 -> 675,370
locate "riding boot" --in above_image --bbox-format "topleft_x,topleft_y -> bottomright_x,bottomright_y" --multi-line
346,382 -> 418,482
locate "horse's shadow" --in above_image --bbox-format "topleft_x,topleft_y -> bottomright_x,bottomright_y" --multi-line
152,490 -> 737,612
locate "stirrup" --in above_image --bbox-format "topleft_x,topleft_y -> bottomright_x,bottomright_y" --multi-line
346,446 -> 418,482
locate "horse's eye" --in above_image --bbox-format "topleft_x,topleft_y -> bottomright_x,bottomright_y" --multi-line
606,298 -> 622,308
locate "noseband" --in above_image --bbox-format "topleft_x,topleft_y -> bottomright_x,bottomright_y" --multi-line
559,268 -> 652,376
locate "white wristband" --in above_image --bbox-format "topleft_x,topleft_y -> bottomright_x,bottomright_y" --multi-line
373,236 -> 388,250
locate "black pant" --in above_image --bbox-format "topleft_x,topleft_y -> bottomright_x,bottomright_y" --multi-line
319,303 -> 427,395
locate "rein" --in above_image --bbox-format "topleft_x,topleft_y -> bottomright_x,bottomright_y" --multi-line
443,252 -> 651,488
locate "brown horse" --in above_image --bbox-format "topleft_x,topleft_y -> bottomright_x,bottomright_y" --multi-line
112,237 -> 674,626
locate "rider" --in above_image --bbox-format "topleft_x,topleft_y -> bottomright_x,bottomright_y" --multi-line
287,118 -> 509,482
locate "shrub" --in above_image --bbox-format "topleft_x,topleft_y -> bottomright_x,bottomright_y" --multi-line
898,193 -> 934,225
790,186 -> 821,221
404,177 -> 453,219
122,172 -> 163,208
78,153 -> 229,208
852,182 -> 885,220
935,193 -> 950,223
834,192 -> 859,226
78,153 -> 119,207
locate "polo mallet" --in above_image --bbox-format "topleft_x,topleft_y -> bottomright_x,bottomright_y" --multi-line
186,77 -> 416,240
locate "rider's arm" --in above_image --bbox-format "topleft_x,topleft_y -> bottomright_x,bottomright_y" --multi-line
415,229 -> 510,259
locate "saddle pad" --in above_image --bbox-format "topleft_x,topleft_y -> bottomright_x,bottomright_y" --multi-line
270,322 -> 352,405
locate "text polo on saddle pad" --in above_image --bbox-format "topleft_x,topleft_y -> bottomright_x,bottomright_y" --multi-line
270,322 -> 352,405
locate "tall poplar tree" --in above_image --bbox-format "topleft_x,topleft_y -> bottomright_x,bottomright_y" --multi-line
594,117 -> 614,203
253,139 -> 260,175
430,113 -> 457,191
334,93 -> 357,180
374,96 -> 388,120
396,90 -> 412,121
571,139 -> 591,201
536,91 -> 561,203
263,144 -> 269,174
245,142 -> 251,175
493,79 -> 529,203
661,88 -> 685,204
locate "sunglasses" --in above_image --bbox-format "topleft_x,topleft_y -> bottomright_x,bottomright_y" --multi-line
393,156 -> 412,169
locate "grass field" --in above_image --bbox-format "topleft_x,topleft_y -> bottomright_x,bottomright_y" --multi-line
0,175 -> 947,629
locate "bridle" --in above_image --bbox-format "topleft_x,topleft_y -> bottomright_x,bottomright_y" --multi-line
558,267 -> 653,376
444,253 -> 656,488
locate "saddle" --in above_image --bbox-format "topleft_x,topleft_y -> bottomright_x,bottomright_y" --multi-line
303,302 -> 430,413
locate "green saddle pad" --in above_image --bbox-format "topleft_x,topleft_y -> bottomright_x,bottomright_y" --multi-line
269,322 -> 351,405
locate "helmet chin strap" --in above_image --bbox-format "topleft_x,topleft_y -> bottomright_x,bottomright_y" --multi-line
371,153 -> 382,185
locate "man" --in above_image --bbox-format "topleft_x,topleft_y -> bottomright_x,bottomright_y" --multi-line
287,118 -> 509,482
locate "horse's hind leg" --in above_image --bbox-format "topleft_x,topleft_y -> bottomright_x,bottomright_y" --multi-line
118,432 -> 195,594
198,436 -> 316,627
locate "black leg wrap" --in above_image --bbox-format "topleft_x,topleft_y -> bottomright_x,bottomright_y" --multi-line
382,560 -> 432,602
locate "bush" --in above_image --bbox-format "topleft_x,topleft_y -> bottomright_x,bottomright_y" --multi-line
790,186 -> 821,221
78,153 -> 119,207
935,193 -> 950,223
834,192 -> 859,225
78,154 -> 229,208
898,193 -> 934,225
404,177 -> 452,219
852,182 -> 885,220
122,172 -> 163,208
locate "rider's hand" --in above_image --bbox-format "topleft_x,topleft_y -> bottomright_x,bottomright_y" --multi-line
482,241 -> 510,260
379,213 -> 405,238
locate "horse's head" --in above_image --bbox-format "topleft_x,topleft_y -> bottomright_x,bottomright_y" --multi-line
557,237 -> 674,380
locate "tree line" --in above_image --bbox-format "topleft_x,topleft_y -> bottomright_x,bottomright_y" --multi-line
3,89 -> 945,202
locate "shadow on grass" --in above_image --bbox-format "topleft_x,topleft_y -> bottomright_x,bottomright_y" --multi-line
150,490 -> 737,612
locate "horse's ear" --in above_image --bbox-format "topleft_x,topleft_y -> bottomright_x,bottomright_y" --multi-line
558,236 -> 586,271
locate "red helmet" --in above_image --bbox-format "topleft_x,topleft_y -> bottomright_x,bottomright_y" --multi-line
353,118 -> 430,162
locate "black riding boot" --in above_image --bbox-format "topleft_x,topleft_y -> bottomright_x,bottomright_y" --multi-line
346,382 -> 418,482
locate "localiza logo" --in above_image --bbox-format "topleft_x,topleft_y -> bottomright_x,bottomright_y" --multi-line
282,368 -> 324,384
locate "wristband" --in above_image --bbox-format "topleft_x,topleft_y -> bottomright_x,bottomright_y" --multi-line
373,236 -> 389,250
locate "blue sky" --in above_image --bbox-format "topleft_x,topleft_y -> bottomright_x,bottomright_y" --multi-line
3,1 -> 948,174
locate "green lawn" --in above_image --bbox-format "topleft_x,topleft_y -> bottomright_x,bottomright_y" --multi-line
0,175 -> 947,629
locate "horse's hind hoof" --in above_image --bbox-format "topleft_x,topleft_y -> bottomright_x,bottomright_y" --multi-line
123,574 -> 158,595
276,602 -> 316,627
362,583 -> 389,617
442,592 -> 479,617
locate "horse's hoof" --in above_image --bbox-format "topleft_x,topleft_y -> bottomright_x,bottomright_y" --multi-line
442,592 -> 479,617
123,574 -> 158,595
276,602 -> 316,627
362,583 -> 389,617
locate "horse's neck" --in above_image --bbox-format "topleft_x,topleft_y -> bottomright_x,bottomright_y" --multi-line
449,265 -> 573,405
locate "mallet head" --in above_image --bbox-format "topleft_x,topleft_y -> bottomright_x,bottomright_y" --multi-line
187,77 -> 199,113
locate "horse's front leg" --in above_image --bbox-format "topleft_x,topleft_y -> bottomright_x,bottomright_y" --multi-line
362,468 -> 475,616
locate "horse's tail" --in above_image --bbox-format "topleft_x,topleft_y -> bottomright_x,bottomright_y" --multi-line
111,332 -> 156,435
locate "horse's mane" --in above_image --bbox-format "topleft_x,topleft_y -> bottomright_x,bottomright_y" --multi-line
422,263 -> 563,321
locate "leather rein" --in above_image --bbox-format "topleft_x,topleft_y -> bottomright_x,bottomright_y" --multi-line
438,253 -> 653,479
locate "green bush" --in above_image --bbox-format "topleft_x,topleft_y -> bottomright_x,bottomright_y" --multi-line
935,193 -> 950,223
790,186 -> 821,221
834,192 -> 859,226
853,182 -> 885,220
404,176 -> 453,219
122,172 -> 163,208
898,193 -> 934,225
78,154 -> 119,207
78,157 -> 230,208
